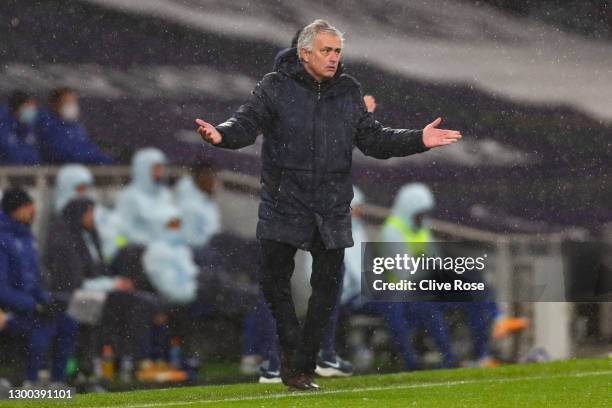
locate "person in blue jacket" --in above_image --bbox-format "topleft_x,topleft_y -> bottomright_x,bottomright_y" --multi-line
0,91 -> 41,165
0,187 -> 78,386
37,87 -> 113,165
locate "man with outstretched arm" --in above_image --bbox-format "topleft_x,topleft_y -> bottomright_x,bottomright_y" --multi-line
195,19 -> 461,391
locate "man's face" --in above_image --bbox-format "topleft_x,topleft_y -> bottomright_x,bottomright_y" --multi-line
195,173 -> 217,195
81,206 -> 95,230
300,32 -> 342,82
12,203 -> 36,225
56,92 -> 80,122
151,163 -> 167,183
413,211 -> 431,229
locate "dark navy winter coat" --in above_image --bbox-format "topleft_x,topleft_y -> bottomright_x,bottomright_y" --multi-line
37,110 -> 114,165
0,107 -> 41,165
0,212 -> 49,313
215,49 -> 429,249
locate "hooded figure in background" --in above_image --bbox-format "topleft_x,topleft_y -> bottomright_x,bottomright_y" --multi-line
54,164 -> 122,260
175,162 -> 221,248
45,198 -> 165,369
379,182 -> 435,258
378,183 -> 457,369
54,164 -> 96,212
142,206 -> 199,305
115,148 -> 174,245
44,198 -> 130,303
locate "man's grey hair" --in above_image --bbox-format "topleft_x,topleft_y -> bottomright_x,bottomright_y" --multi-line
296,19 -> 344,60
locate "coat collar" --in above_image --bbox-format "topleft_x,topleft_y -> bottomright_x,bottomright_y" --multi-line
275,48 -> 346,95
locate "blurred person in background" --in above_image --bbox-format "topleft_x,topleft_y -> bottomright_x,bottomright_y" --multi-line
175,161 -> 221,248
379,183 -> 458,369
115,148 -> 174,246
196,19 -> 460,390
37,87 -> 114,165
381,183 -> 527,368
53,164 -> 123,260
0,187 -> 78,387
43,197 -> 165,383
142,206 -> 260,375
0,90 -> 41,165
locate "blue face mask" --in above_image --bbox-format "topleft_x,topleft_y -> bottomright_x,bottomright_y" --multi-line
18,107 -> 38,125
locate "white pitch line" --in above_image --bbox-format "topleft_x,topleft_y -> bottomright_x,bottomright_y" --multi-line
85,369 -> 612,408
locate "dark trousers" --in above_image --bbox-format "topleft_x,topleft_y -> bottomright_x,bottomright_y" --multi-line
6,313 -> 78,382
258,232 -> 344,375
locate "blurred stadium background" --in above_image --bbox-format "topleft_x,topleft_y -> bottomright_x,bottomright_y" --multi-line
0,0 -> 610,395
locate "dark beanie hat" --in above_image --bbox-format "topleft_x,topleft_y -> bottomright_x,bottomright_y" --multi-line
8,90 -> 33,113
1,187 -> 33,215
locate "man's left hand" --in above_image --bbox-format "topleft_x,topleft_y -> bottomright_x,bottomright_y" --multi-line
422,117 -> 462,148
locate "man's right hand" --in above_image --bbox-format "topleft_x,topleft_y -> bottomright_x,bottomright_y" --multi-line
195,118 -> 223,145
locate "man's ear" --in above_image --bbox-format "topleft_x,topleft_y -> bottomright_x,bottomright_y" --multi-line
299,48 -> 309,63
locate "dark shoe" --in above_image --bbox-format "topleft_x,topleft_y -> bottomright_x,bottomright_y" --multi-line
286,372 -> 320,392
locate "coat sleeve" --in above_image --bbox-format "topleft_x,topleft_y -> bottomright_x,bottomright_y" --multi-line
353,91 -> 429,159
142,244 -> 198,304
0,245 -> 36,312
214,76 -> 276,150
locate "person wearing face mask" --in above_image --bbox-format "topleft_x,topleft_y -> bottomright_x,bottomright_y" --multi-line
115,148 -> 175,246
37,87 -> 113,165
0,91 -> 42,165
142,207 -> 260,368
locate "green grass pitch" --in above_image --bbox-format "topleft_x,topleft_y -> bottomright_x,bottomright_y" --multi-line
2,358 -> 610,407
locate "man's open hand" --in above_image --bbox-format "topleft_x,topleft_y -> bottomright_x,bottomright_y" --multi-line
196,118 -> 223,145
363,95 -> 377,113
422,117 -> 461,148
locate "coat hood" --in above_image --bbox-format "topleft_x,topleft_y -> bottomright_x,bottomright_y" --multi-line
54,164 -> 95,212
61,198 -> 95,232
390,183 -> 435,230
131,148 -> 168,194
274,47 -> 345,92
